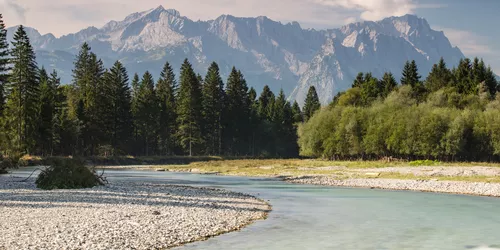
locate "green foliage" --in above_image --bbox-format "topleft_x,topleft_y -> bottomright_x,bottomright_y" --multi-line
3,26 -> 40,155
136,71 -> 159,156
0,14 -> 9,118
35,158 -> 104,190
303,86 -> 321,121
202,62 -> 224,155
156,62 -> 178,155
299,57 -> 500,161
176,59 -> 203,156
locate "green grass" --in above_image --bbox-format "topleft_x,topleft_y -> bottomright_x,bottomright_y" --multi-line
153,159 -> 500,182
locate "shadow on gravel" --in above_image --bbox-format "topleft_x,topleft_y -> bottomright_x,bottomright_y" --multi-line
0,182 -> 269,213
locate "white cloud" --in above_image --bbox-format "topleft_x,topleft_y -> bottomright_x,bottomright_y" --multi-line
438,27 -> 493,55
313,0 -> 416,21
0,0 -> 27,24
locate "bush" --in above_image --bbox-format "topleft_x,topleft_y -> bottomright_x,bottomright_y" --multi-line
36,158 -> 106,190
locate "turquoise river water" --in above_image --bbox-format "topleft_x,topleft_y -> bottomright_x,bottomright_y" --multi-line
8,168 -> 500,250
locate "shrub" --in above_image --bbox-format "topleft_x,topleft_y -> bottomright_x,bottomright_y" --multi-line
36,158 -> 106,190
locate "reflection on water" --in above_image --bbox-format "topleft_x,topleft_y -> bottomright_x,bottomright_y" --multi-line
7,167 -> 500,250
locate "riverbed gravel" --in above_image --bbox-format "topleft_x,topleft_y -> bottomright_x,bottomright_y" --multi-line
0,176 -> 270,250
285,176 -> 500,197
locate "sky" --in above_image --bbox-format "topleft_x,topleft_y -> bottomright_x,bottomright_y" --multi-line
0,0 -> 499,73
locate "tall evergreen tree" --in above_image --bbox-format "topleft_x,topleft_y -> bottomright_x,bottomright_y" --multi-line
272,90 -> 298,157
258,85 -> 275,120
224,67 -> 250,155
352,72 -> 365,88
4,26 -> 40,154
177,59 -> 203,156
0,14 -> 10,117
156,62 -> 178,155
303,86 -> 321,122
130,73 -> 141,154
291,101 -> 303,124
380,72 -> 398,97
136,71 -> 158,156
37,68 -> 57,155
202,62 -> 225,155
425,58 -> 452,92
401,60 -> 421,87
105,61 -> 133,154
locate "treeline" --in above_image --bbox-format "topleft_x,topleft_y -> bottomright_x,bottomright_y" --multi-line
0,18 -> 307,158
299,58 -> 500,162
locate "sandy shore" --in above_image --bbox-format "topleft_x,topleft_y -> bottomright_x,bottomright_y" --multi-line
285,176 -> 500,197
0,176 -> 270,250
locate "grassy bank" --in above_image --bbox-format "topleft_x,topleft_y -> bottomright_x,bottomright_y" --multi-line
150,159 -> 500,183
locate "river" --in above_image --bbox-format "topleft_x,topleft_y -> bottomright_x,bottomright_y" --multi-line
9,168 -> 500,250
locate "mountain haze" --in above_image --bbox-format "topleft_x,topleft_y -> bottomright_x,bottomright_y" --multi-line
7,6 -> 464,105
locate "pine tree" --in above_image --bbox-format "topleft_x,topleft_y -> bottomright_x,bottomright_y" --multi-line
401,60 -> 421,87
83,53 -> 107,155
0,14 -> 10,117
38,68 -> 57,155
131,73 -> 140,153
224,67 -> 250,155
4,26 -> 40,154
272,90 -> 298,157
303,86 -> 321,122
105,61 -> 133,154
136,71 -> 158,156
176,59 -> 203,156
380,72 -> 398,97
454,58 -> 473,94
48,71 -> 67,155
352,72 -> 365,88
156,62 -> 178,155
202,62 -> 225,155
258,85 -> 275,120
425,58 -> 452,92
248,87 -> 259,156
291,101 -> 303,124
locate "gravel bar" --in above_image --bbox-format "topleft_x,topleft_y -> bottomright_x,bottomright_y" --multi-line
0,176 -> 270,250
285,176 -> 500,197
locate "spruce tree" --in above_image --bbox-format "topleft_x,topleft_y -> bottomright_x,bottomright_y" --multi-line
352,72 -> 365,88
38,68 -> 56,155
176,59 -> 203,156
291,101 -> 303,124
156,62 -> 178,155
380,72 -> 398,97
425,58 -> 452,92
202,62 -> 224,155
401,60 -> 421,87
0,14 -> 10,117
136,71 -> 158,156
131,73 -> 141,154
258,85 -> 275,120
303,86 -> 321,122
224,67 -> 250,155
272,90 -> 298,157
4,26 -> 40,154
105,61 -> 133,154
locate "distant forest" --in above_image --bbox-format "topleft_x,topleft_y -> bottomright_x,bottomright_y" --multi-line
0,16 -> 328,158
299,56 -> 500,161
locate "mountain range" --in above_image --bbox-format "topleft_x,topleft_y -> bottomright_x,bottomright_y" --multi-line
7,6 -> 465,105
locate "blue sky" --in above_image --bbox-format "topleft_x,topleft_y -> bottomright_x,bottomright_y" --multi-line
0,0 -> 498,72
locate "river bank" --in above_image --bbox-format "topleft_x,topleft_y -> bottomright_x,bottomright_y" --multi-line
0,176 -> 270,250
109,159 -> 500,198
284,176 -> 500,197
